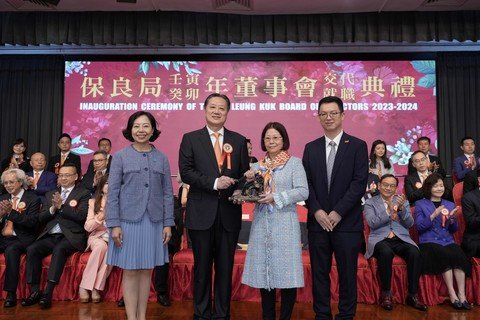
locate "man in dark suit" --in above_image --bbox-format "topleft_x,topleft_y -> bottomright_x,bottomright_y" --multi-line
453,136 -> 477,182
463,168 -> 480,195
179,93 -> 249,320
302,96 -> 368,320
22,163 -> 90,309
80,150 -> 109,195
0,169 -> 40,307
405,150 -> 431,206
85,138 -> 112,175
407,136 -> 446,178
461,188 -> 480,258
47,133 -> 82,176
26,152 -> 57,205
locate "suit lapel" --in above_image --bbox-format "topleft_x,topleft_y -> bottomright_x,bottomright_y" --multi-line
200,127 -> 221,174
317,137 -> 328,188
331,133 -> 350,183
37,172 -> 45,186
19,191 -> 29,206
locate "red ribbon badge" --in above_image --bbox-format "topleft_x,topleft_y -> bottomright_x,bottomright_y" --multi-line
16,201 -> 26,214
441,208 -> 449,227
223,143 -> 233,170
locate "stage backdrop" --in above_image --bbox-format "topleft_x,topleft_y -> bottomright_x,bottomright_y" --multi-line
64,60 -> 437,182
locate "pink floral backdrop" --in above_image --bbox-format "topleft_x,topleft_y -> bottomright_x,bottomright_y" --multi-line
64,60 -> 437,186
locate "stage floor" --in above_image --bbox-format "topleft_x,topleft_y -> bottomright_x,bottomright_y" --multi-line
0,300 -> 478,319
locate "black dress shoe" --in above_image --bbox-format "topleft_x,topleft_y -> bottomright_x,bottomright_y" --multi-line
406,294 -> 428,311
379,293 -> 393,311
117,297 -> 125,307
4,298 -> 17,308
462,300 -> 472,310
39,294 -> 52,309
451,300 -> 463,310
157,293 -> 171,307
21,291 -> 42,307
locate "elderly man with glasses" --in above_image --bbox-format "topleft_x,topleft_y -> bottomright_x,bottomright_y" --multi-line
405,150 -> 432,206
81,150 -> 109,195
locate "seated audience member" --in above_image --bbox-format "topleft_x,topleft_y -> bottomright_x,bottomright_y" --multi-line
80,151 -> 109,195
79,175 -> 112,303
461,188 -> 480,258
407,136 -> 446,177
369,140 -> 395,178
415,174 -> 472,310
0,169 -> 40,307
463,168 -> 480,195
453,136 -> 477,182
405,150 -> 431,205
364,174 -> 426,311
26,152 -> 57,205
47,133 -> 82,176
22,163 -> 90,309
1,138 -> 32,173
246,138 -> 258,167
86,138 -> 112,175
362,172 -> 380,206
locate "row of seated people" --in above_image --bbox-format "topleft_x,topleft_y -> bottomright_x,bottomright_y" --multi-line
367,135 -> 480,198
171,173 -> 480,311
0,163 -> 182,309
0,134 -> 113,197
0,162 -> 182,308
1,170 -> 480,311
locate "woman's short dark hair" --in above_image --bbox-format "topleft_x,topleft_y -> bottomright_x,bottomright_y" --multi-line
11,138 -> 27,153
122,111 -> 161,142
93,174 -> 109,214
260,122 -> 290,152
204,93 -> 231,111
422,173 -> 444,199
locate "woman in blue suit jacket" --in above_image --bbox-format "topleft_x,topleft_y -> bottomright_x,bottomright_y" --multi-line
415,173 -> 472,310
106,111 -> 174,320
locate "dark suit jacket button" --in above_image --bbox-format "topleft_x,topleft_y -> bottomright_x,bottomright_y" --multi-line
144,168 -> 148,171
143,154 -> 147,157
145,183 -> 149,187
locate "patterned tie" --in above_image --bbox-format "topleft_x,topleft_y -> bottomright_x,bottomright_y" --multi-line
61,189 -> 69,204
327,141 -> 336,192
1,197 -> 18,237
33,172 -> 40,189
60,154 -> 67,166
471,155 -> 477,169
377,162 -> 382,178
212,132 -> 223,171
421,172 -> 428,183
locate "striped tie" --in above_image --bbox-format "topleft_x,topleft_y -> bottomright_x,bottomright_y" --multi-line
327,141 -> 336,192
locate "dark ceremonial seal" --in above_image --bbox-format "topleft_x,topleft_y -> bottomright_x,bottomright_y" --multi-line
229,173 -> 265,204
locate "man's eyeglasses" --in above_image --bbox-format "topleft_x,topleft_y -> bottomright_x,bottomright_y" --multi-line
318,111 -> 342,119
380,182 -> 397,189
413,157 -> 428,164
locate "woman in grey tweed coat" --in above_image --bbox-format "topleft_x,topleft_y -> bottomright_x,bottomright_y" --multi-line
242,122 -> 308,320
